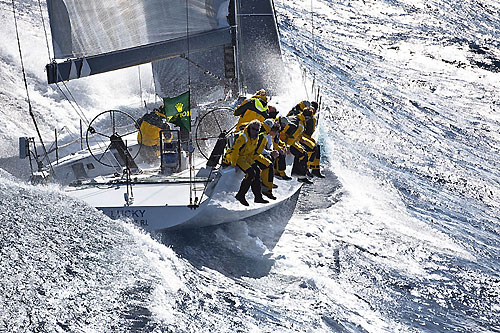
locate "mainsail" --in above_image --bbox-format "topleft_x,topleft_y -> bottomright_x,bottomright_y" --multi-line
45,0 -> 283,97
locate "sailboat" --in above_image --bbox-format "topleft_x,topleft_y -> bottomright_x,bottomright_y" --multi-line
16,0 -> 304,231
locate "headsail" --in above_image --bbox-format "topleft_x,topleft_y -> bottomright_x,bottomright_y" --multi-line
235,0 -> 284,94
152,0 -> 236,102
153,0 -> 284,101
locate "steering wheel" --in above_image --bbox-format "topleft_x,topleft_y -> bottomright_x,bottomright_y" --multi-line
85,110 -> 142,167
194,107 -> 237,160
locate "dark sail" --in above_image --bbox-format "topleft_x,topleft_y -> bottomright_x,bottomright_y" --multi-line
44,0 -> 284,98
152,0 -> 236,102
45,0 -> 232,84
235,0 -> 284,94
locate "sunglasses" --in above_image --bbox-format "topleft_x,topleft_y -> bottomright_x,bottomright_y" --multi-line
249,126 -> 259,131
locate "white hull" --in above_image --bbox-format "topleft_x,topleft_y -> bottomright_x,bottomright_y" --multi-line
49,116 -> 302,231
66,166 -> 302,231
180,167 -> 303,229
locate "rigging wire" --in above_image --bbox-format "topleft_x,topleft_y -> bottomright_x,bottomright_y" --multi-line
34,1 -> 134,173
37,0 -> 80,157
302,0 -> 322,106
42,3 -> 120,167
302,68 -> 310,100
311,0 -> 316,80
53,82 -> 87,125
138,65 -> 144,109
11,0 -> 55,176
36,0 -> 89,128
310,0 -> 322,110
185,0 -> 198,206
36,0 -> 88,127
185,2 -> 192,91
60,80 -> 90,125
54,79 -> 121,169
35,0 -> 120,170
37,0 -> 51,61
54,69 -> 122,168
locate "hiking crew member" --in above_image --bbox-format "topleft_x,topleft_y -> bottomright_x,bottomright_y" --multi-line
273,116 -> 292,180
254,119 -> 279,200
234,89 -> 271,130
301,102 -> 325,178
287,100 -> 311,117
280,108 -> 315,184
222,120 -> 269,206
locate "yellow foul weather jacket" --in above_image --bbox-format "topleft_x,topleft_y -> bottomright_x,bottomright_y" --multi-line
223,126 -> 259,171
280,114 -> 306,147
137,110 -> 168,147
234,95 -> 269,130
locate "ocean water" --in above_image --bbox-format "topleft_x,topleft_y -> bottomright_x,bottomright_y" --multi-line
1,0 -> 500,332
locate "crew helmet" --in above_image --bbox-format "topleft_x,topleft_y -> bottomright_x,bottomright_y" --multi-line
302,107 -> 313,118
311,101 -> 319,112
255,89 -> 266,96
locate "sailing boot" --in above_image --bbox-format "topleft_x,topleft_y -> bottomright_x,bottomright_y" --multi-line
254,196 -> 269,204
297,157 -> 314,183
310,145 -> 324,178
235,192 -> 249,206
251,177 -> 269,204
298,177 -> 314,184
235,177 -> 252,206
275,154 -> 291,180
291,156 -> 302,176
276,173 -> 292,181
312,169 -> 326,178
262,187 -> 277,200
292,154 -> 308,177
261,163 -> 276,191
